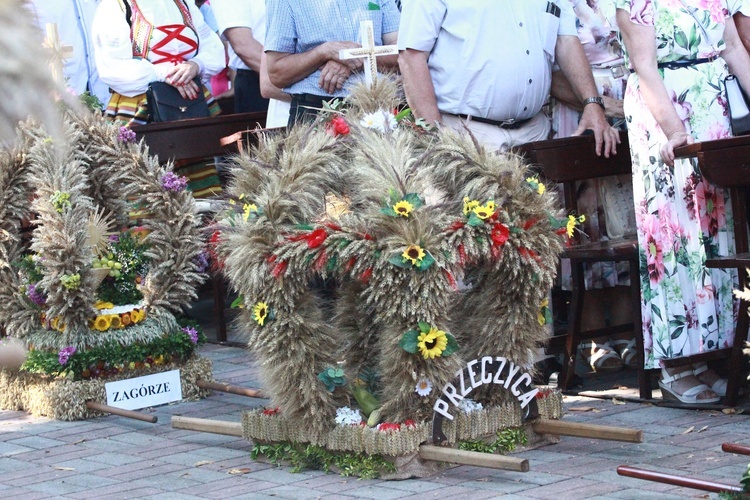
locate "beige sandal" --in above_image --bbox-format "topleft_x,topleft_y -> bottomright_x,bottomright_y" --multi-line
659,367 -> 719,404
610,338 -> 637,368
579,341 -> 623,372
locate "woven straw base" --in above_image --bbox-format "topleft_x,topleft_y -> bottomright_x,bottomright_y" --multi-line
0,355 -> 213,420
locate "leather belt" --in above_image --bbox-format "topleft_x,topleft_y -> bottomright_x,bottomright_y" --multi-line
453,114 -> 532,130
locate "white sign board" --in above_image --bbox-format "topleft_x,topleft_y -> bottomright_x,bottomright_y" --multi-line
105,369 -> 183,410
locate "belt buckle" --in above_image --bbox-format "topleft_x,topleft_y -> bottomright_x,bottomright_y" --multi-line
611,65 -> 626,79
500,118 -> 516,127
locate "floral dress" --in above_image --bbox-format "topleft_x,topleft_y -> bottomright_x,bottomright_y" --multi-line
616,0 -> 738,369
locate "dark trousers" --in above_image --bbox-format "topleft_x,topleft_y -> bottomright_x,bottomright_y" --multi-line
234,69 -> 269,113
288,93 -> 333,127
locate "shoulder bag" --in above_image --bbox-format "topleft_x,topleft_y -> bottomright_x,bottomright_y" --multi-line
146,77 -> 210,122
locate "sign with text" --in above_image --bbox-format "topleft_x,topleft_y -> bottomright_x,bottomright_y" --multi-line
105,370 -> 182,410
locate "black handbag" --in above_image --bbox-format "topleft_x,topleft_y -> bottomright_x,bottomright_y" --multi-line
724,74 -> 750,137
146,77 -> 210,122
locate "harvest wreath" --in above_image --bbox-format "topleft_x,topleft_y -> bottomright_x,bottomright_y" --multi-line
0,107 -> 212,419
214,79 -> 572,475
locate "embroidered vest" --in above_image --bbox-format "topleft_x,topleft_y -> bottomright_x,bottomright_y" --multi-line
118,0 -> 197,61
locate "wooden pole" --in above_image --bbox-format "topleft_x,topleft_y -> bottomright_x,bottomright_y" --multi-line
85,401 -> 157,423
197,380 -> 265,399
532,419 -> 643,443
172,415 -> 243,437
617,466 -> 743,494
722,442 -> 750,456
418,445 -> 529,472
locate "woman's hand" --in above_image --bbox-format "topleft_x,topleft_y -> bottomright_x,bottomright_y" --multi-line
166,61 -> 200,99
660,130 -> 694,167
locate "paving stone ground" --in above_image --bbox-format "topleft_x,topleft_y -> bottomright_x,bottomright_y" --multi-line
2,343 -> 749,499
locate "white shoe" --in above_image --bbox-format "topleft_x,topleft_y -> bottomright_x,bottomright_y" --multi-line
659,367 -> 719,404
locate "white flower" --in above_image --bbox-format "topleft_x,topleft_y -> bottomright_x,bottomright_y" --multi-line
415,378 -> 433,397
335,406 -> 363,426
458,398 -> 483,414
360,110 -> 397,133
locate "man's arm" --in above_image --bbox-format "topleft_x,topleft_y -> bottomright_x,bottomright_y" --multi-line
260,52 -> 291,102
266,41 -> 360,89
551,70 -> 624,119
555,35 -> 620,157
377,32 -> 400,70
399,48 -> 441,125
224,27 -> 263,72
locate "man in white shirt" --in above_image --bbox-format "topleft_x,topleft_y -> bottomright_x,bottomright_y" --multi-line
27,0 -> 111,108
399,0 -> 619,156
211,0 -> 290,127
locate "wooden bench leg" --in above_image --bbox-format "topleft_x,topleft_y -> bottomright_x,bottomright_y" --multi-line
630,258 -> 651,400
211,273 -> 227,343
725,297 -> 748,406
560,260 -> 585,390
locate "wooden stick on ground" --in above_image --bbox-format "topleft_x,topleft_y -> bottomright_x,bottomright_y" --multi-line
532,419 -> 643,443
617,465 -> 743,493
196,380 -> 266,399
723,442 -> 750,456
85,401 -> 158,423
418,445 -> 529,472
172,415 -> 243,437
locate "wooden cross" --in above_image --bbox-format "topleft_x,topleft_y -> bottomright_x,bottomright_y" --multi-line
43,23 -> 74,85
338,21 -> 398,87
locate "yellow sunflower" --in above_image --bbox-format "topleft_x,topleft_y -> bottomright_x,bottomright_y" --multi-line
242,203 -> 259,221
537,298 -> 549,326
402,245 -> 426,266
252,301 -> 269,326
566,214 -> 586,237
417,327 -> 449,359
108,314 -> 122,329
393,200 -> 414,217
130,309 -> 145,324
94,301 -> 114,310
472,203 -> 495,220
120,312 -> 132,326
463,197 -> 480,215
50,317 -> 65,332
93,315 -> 111,331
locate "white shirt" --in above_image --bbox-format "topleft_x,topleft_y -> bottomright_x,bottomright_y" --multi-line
398,0 -> 577,121
211,0 -> 289,128
28,0 -> 111,108
92,0 -> 225,97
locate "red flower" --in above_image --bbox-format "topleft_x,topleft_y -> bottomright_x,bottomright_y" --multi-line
306,228 -> 328,249
327,116 -> 350,136
262,406 -> 281,416
377,422 -> 401,432
208,230 -> 224,270
272,260 -> 288,278
403,419 -> 417,428
523,218 -> 538,231
449,221 -> 466,232
491,223 -> 510,246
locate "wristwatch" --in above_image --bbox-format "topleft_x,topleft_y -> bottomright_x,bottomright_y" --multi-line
582,96 -> 605,111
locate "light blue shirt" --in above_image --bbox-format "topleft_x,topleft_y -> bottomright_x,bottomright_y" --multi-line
398,0 -> 577,121
265,0 -> 400,97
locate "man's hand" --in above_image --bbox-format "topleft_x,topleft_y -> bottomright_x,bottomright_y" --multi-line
318,60 -> 352,94
322,41 -> 364,71
573,103 -> 620,158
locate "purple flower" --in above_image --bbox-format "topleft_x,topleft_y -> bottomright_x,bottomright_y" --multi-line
161,172 -> 189,192
27,284 -> 46,306
117,126 -> 137,144
194,250 -> 209,273
58,346 -> 76,365
108,234 -> 120,242
182,326 -> 199,344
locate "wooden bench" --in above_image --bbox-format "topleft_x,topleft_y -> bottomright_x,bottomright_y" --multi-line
519,132 -> 652,399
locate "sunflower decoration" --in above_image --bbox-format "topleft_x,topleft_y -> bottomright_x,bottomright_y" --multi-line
242,202 -> 261,222
381,189 -> 423,218
388,244 -> 435,271
537,298 -> 552,326
525,175 -> 546,195
547,212 -> 586,239
464,198 -> 497,226
93,315 -> 112,332
251,301 -> 275,327
399,321 -> 459,360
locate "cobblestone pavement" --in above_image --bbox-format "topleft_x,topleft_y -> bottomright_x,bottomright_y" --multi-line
1,343 -> 749,499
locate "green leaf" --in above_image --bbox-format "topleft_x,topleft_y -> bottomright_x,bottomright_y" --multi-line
380,206 -> 398,217
417,321 -> 431,333
402,193 -> 424,209
467,212 -> 484,227
230,294 -> 245,309
416,251 -> 435,271
442,332 -> 459,356
399,330 -> 419,353
395,108 -> 412,121
326,368 -> 337,377
294,223 -> 314,231
332,368 -> 344,378
388,253 -> 413,269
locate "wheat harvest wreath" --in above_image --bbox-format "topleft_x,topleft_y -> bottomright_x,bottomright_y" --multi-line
214,79 -> 573,478
0,106 -> 213,420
